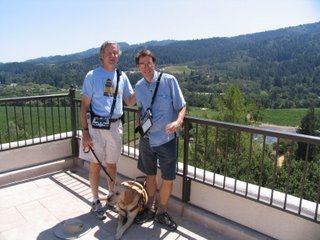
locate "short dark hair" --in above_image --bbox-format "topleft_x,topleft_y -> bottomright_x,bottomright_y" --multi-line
135,49 -> 156,65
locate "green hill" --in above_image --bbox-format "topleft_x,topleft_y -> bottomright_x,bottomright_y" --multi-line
1,22 -> 320,109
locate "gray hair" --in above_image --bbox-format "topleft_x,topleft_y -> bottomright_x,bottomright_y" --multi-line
99,41 -> 122,63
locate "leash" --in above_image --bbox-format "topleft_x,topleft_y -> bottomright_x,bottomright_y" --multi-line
83,147 -> 114,182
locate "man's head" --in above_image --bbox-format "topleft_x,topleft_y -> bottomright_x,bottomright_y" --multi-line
99,41 -> 121,70
135,49 -> 156,65
135,49 -> 156,81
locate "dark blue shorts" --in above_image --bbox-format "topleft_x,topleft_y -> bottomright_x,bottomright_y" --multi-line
137,137 -> 177,180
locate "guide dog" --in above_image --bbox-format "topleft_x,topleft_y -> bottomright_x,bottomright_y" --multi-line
108,179 -> 148,240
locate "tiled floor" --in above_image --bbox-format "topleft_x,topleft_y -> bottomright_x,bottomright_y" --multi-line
0,168 -> 233,240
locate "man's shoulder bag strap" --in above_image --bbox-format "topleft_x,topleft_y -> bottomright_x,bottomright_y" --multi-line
109,69 -> 121,118
150,72 -> 162,107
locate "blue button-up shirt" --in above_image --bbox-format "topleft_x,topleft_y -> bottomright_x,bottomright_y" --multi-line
135,71 -> 186,147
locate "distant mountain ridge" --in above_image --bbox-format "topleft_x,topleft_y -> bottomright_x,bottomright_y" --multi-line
24,40 -> 177,64
1,21 -> 320,109
16,22 -> 319,66
25,48 -> 100,64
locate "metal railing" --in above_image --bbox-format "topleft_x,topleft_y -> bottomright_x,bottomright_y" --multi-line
0,89 -> 319,223
0,87 -> 80,151
180,117 -> 320,223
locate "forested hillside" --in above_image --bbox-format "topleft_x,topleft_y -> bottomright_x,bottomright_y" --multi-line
1,22 -> 319,109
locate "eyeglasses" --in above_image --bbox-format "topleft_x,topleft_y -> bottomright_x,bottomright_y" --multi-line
138,62 -> 154,68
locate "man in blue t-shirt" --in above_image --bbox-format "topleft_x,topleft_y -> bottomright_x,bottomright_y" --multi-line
134,49 -> 186,231
80,41 -> 135,220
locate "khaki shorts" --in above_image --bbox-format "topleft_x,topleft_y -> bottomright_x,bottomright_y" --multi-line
85,120 -> 123,165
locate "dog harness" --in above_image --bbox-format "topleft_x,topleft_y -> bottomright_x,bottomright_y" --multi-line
119,180 -> 148,213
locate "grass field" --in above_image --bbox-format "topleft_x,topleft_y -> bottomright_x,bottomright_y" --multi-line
187,107 -> 318,127
0,105 -> 74,142
162,65 -> 191,75
261,108 -> 313,127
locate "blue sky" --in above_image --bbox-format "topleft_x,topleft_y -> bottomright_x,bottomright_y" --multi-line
0,0 -> 319,63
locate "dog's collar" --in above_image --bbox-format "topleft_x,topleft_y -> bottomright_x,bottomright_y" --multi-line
129,204 -> 140,213
119,203 -> 139,214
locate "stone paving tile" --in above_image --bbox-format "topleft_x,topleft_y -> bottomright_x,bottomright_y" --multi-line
2,221 -> 60,240
0,170 -> 233,240
0,182 -> 38,210
0,207 -> 26,232
0,181 -> 36,197
16,201 -> 58,227
39,194 -> 89,221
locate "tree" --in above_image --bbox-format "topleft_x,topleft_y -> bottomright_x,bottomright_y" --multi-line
296,107 -> 320,161
215,85 -> 246,124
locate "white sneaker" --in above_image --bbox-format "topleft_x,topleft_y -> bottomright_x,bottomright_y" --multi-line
91,200 -> 105,220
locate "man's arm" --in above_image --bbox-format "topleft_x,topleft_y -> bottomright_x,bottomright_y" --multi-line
176,105 -> 187,127
165,104 -> 187,135
80,95 -> 93,148
124,93 -> 136,107
81,95 -> 90,130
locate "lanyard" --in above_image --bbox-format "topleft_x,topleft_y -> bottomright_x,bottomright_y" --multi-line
109,69 -> 121,118
150,72 -> 162,108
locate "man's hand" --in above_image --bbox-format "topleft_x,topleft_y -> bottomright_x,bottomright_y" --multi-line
82,130 -> 93,149
165,119 -> 182,135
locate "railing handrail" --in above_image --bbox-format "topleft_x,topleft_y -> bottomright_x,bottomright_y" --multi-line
0,93 -> 70,102
186,115 -> 320,144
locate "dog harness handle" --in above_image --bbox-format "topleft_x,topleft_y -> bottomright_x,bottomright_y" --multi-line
120,181 -> 148,212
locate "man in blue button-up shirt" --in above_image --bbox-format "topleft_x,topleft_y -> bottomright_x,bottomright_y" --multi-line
134,49 -> 186,231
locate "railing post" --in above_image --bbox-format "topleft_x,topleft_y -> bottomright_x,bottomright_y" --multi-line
69,85 -> 78,158
182,119 -> 191,203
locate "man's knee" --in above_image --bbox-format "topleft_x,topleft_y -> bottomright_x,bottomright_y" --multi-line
90,162 -> 101,173
162,179 -> 173,187
106,163 -> 117,172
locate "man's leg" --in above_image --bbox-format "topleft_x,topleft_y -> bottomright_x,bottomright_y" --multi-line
134,175 -> 157,224
154,139 -> 178,231
158,179 -> 173,211
106,163 -> 117,193
154,179 -> 177,231
89,162 -> 105,219
135,137 -> 157,224
146,175 -> 157,204
89,162 -> 101,200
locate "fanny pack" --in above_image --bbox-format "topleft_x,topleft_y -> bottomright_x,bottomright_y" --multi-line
91,115 -> 111,129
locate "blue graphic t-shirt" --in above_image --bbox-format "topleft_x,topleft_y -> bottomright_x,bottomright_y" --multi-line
81,67 -> 134,118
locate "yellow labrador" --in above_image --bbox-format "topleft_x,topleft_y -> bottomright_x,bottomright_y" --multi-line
109,180 -> 148,240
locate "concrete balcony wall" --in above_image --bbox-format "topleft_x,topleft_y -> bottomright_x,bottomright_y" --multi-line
0,139 -> 74,185
188,179 -> 319,240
